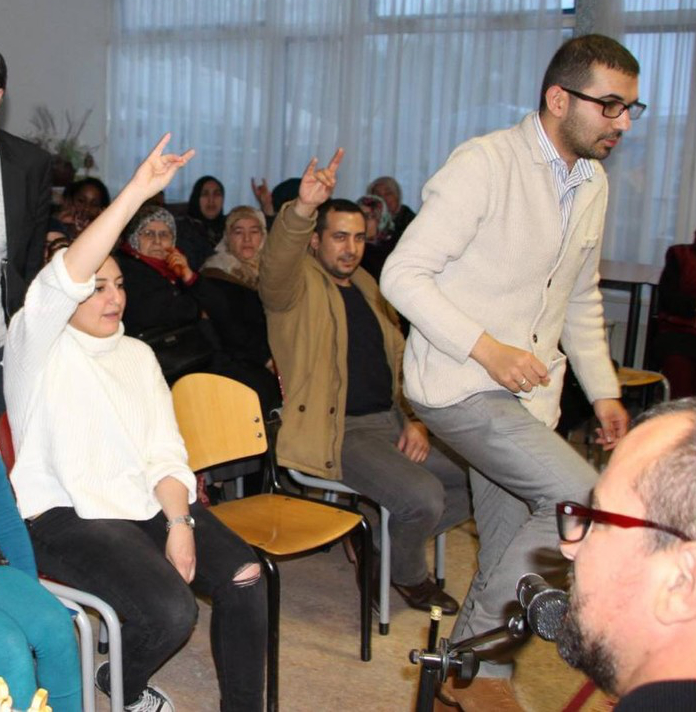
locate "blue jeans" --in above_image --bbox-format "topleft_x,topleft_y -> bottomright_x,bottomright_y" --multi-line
0,566 -> 81,712
28,502 -> 267,711
341,409 -> 471,585
413,392 -> 597,652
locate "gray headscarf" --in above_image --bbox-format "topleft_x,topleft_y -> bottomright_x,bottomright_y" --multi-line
125,205 -> 177,252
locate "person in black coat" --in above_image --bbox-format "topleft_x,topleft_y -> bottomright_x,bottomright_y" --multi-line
117,205 -> 222,383
201,205 -> 281,416
654,233 -> 696,398
174,175 -> 225,271
0,55 -> 52,321
0,52 -> 52,410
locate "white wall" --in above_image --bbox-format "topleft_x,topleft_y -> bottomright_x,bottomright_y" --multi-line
0,0 -> 111,181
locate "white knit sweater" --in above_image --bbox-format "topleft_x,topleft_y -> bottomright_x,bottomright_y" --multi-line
381,113 -> 620,427
4,250 -> 196,520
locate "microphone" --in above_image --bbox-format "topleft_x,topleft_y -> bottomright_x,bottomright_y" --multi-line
516,573 -> 569,642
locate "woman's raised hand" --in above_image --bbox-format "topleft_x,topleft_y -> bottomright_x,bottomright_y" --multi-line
63,134 -> 194,283
131,133 -> 195,200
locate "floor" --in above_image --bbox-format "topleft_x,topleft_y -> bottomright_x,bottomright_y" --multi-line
89,506 -> 614,712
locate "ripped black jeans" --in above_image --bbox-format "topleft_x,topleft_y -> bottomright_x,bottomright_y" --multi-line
29,502 -> 267,711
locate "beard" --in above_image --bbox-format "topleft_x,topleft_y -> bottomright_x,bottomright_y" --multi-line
556,588 -> 619,695
559,111 -> 623,161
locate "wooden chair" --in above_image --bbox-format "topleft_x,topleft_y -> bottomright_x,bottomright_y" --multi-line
171,373 -> 372,712
617,366 -> 670,408
0,413 -> 123,712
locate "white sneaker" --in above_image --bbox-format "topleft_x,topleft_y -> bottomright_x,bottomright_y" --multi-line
96,663 -> 174,712
124,685 -> 175,712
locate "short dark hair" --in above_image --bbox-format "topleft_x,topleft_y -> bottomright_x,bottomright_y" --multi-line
0,53 -> 7,92
539,34 -> 640,112
315,199 -> 365,237
632,398 -> 696,550
63,177 -> 112,208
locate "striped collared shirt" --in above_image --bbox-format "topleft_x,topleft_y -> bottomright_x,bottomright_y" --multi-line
532,112 -> 595,238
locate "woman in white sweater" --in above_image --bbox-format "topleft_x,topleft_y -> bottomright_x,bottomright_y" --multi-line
4,135 -> 266,712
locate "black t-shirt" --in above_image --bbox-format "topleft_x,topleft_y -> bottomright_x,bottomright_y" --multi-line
614,680 -> 696,711
338,284 -> 393,416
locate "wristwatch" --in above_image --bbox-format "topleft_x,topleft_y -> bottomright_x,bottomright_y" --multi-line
166,514 -> 196,531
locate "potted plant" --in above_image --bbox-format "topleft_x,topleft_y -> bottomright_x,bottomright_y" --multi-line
25,105 -> 98,186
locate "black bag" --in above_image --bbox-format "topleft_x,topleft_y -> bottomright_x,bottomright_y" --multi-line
138,323 -> 214,382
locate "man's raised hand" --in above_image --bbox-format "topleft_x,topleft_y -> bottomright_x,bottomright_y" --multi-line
295,148 -> 345,217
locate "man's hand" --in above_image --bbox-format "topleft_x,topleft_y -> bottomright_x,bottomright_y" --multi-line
251,178 -> 274,216
397,421 -> 430,464
470,332 -> 550,393
294,148 -> 345,218
593,398 -> 629,450
130,133 -> 195,201
165,525 -> 196,583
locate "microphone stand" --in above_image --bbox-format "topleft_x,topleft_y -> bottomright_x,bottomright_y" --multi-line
410,611 -> 527,712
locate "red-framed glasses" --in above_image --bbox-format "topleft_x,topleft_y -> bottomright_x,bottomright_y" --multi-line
556,501 -> 692,544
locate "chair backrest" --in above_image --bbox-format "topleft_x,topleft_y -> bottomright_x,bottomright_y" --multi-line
0,412 -> 15,473
171,373 -> 268,472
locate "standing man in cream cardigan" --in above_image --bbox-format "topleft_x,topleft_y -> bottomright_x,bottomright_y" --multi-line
381,34 -> 640,708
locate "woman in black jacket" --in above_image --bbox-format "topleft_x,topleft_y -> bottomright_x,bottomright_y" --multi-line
201,205 -> 281,415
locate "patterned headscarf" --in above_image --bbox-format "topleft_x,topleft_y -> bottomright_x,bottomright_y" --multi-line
201,206 -> 267,289
125,205 -> 177,252
357,195 -> 395,244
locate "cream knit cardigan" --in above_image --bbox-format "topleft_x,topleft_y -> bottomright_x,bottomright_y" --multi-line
5,250 -> 196,520
381,113 -> 620,427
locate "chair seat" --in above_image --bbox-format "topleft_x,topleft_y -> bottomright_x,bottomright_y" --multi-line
617,367 -> 666,388
211,494 -> 362,556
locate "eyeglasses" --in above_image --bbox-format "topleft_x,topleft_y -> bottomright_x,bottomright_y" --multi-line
560,87 -> 646,120
140,229 -> 173,243
556,501 -> 692,544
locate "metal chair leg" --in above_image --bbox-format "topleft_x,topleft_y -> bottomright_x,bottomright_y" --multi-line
52,596 -> 95,712
435,533 -> 446,588
379,507 -> 390,636
41,581 -> 123,712
98,619 -> 109,654
356,518 -> 373,661
257,551 -> 279,712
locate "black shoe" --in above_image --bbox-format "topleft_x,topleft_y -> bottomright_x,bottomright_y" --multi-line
393,576 -> 460,615
343,531 -> 380,612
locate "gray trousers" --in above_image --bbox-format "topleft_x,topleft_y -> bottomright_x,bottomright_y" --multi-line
341,409 -> 471,586
412,391 -> 597,645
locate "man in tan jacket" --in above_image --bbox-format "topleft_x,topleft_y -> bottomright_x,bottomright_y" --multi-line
259,149 -> 470,614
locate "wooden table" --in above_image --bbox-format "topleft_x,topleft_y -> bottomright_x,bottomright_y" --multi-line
599,259 -> 662,368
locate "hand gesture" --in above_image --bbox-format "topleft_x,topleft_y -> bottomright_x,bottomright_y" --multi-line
130,133 -> 195,201
251,177 -> 274,215
471,333 -> 550,393
593,398 -> 629,450
166,248 -> 194,282
165,525 -> 197,583
295,148 -> 345,217
397,420 -> 431,463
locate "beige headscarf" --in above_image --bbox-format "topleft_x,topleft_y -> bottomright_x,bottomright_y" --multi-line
201,205 -> 267,289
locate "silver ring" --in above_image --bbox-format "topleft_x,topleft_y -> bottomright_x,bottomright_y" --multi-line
519,377 -> 528,387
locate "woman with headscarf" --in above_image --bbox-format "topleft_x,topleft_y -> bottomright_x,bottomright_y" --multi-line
117,204 -> 221,382
175,176 -> 226,271
356,194 -> 395,282
201,206 -> 281,416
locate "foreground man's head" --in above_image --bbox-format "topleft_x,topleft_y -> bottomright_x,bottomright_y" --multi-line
556,398 -> 696,698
